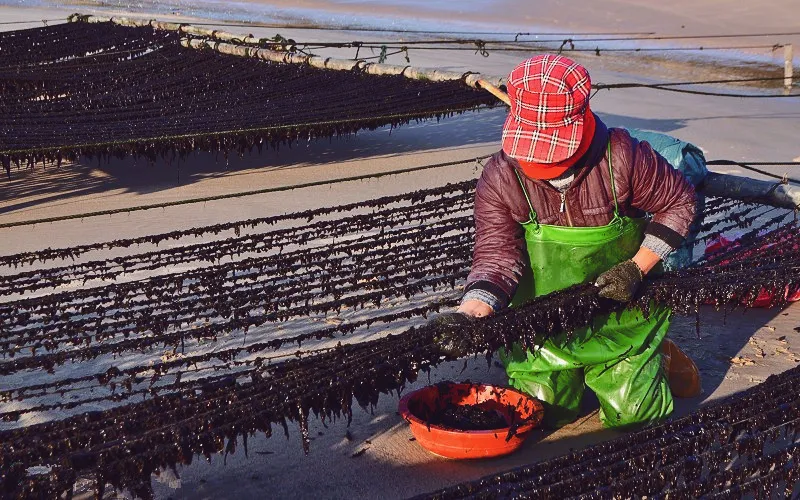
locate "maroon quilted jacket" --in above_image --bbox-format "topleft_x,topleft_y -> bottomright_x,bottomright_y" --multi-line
465,116 -> 697,305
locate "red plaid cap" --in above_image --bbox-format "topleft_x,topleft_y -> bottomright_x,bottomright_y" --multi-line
502,55 -> 592,164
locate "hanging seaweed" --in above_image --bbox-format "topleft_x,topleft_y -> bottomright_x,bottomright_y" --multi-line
1,220 -> 799,498
0,23 -> 496,178
0,180 -> 476,268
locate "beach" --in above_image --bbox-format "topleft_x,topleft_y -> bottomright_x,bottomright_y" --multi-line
1,1 -> 800,498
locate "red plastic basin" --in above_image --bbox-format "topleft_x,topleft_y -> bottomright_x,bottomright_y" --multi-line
398,382 -> 544,459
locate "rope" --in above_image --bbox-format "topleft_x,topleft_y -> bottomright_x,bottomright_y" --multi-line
262,38 -> 787,50
113,17 -> 800,42
167,22 -> 657,37
707,161 -> 800,166
706,160 -> 800,184
596,76 -> 792,88
594,84 -> 800,98
279,41 -> 788,54
0,19 -> 66,25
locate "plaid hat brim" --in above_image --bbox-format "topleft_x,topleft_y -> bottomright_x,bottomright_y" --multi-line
501,110 -> 585,165
514,109 -> 596,180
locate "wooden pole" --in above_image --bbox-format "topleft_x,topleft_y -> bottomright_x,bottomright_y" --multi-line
785,44 -> 794,91
477,79 -> 510,106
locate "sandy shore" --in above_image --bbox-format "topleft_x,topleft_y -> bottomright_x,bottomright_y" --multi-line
1,3 -> 800,499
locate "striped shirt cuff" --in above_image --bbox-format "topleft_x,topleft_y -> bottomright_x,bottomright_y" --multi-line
641,233 -> 674,260
461,289 -> 503,312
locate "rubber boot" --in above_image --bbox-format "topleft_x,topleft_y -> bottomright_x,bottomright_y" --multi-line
662,338 -> 702,398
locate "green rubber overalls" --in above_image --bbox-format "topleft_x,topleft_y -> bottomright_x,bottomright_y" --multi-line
501,144 -> 674,430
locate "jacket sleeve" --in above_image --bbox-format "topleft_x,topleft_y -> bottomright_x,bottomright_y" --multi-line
463,164 -> 527,309
627,136 -> 697,250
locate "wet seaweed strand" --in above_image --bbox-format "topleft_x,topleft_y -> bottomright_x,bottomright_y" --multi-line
0,181 -> 476,268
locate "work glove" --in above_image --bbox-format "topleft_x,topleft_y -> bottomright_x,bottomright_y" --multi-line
595,259 -> 643,303
427,312 -> 476,359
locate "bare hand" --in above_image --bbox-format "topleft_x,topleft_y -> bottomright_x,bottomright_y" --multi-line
457,299 -> 493,318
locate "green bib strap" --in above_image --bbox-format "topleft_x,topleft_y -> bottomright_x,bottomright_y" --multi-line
607,141 -> 620,218
512,141 -> 620,223
513,168 -> 538,225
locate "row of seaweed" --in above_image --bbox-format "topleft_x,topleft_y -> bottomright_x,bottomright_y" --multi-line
0,22 -> 496,177
2,230 -> 799,497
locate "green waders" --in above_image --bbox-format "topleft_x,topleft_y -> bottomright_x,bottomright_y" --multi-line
501,143 -> 674,430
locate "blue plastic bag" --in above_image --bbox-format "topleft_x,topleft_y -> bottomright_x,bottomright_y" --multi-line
626,129 -> 708,271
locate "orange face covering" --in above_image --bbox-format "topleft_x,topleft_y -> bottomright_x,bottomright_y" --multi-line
517,108 -> 596,180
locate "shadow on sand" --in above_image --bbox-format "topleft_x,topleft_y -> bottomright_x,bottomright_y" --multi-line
0,107 -> 507,217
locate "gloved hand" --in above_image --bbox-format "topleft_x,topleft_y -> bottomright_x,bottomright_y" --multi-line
595,259 -> 643,302
427,312 -> 475,359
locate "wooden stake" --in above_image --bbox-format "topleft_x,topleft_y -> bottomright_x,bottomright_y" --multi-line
785,44 -> 794,91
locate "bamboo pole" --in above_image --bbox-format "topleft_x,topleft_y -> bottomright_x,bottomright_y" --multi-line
785,44 -> 794,91
72,14 -> 504,89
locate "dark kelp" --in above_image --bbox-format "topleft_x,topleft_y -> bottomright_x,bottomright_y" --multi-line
0,177 -> 798,497
0,23 -> 496,177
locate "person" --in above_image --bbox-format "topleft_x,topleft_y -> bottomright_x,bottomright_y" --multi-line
456,55 -> 697,430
